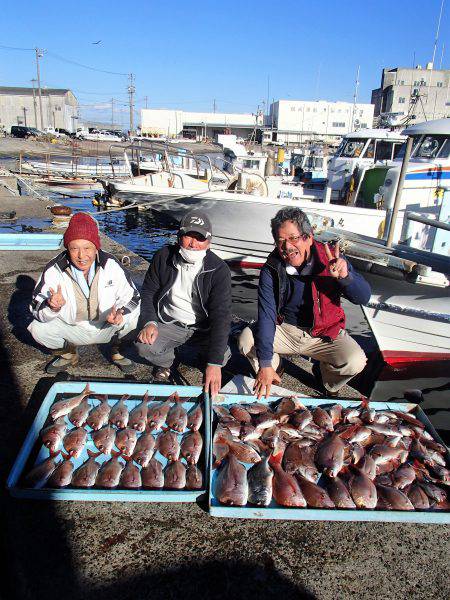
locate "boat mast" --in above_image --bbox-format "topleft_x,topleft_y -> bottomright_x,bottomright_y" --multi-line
350,65 -> 360,132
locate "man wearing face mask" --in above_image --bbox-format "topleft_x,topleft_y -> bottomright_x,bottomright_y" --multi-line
136,210 -> 232,397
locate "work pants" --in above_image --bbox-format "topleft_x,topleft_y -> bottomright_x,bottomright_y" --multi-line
238,322 -> 367,393
28,312 -> 139,351
135,322 -> 231,369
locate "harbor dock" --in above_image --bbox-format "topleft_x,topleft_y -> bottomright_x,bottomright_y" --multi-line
0,182 -> 448,600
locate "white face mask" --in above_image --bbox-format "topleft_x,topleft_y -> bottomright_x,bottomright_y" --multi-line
179,246 -> 207,264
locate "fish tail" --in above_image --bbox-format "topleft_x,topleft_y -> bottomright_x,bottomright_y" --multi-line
61,451 -> 70,460
168,391 -> 181,403
111,449 -> 122,458
268,444 -> 285,467
49,449 -> 61,458
83,383 -> 91,397
338,424 -> 360,440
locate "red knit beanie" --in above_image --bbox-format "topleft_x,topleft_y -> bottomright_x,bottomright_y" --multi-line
63,212 -> 101,250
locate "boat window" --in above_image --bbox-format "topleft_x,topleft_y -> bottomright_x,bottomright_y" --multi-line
412,135 -> 449,159
242,159 -> 261,169
336,139 -> 366,158
374,141 -> 393,161
436,137 -> 450,159
392,143 -> 404,159
362,140 -> 375,159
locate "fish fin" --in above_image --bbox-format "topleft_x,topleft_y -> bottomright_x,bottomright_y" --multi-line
111,449 -> 122,457
122,455 -> 132,463
49,449 -> 61,458
87,449 -> 101,458
83,383 -> 91,397
337,423 -> 361,440
120,394 -> 130,402
360,396 -> 369,408
61,451 -> 70,460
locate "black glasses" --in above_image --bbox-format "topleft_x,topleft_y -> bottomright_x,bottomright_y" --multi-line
275,234 -> 309,246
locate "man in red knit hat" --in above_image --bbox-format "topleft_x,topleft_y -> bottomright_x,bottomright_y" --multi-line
28,212 -> 140,374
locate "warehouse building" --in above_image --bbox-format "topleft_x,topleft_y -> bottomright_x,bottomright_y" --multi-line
140,109 -> 263,140
0,87 -> 78,132
267,99 -> 375,144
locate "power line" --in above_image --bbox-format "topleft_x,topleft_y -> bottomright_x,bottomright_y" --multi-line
0,44 -> 34,51
46,51 -> 128,76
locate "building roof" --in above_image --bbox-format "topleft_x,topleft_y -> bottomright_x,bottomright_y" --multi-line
0,87 -> 72,96
344,128 -> 406,140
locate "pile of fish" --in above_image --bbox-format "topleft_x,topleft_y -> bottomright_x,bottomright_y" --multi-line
24,384 -> 204,491
212,398 -> 449,511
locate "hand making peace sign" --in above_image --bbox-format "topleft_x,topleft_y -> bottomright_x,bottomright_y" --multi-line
48,284 -> 66,312
324,242 -> 348,279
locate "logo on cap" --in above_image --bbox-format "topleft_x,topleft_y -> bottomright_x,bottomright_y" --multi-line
190,217 -> 205,225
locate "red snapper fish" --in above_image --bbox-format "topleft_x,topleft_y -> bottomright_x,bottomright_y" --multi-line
24,456 -> 60,488
156,429 -> 180,461
141,457 -> 164,489
96,456 -> 124,488
120,459 -> 142,489
114,428 -> 138,457
91,426 -> 116,455
68,398 -> 91,428
86,395 -> 111,430
147,399 -> 171,431
269,444 -> 306,507
186,464 -> 203,490
109,395 -> 130,429
62,427 -> 87,458
50,384 -> 91,421
164,460 -> 187,489
180,430 -> 203,465
187,404 -> 203,431
72,456 -> 101,488
41,417 -> 67,454
128,392 -> 151,433
315,434 -> 345,478
132,432 -> 156,467
47,459 -> 74,488
166,396 -> 188,433
215,453 -> 249,506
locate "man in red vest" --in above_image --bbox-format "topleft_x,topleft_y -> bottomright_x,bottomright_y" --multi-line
238,207 -> 371,399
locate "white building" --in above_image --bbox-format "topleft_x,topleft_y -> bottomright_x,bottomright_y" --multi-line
371,64 -> 450,124
268,99 -> 375,144
140,109 -> 263,140
0,87 -> 78,132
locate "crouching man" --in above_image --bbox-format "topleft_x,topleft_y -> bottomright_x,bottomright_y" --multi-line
135,210 -> 231,397
28,212 -> 140,374
238,207 -> 371,399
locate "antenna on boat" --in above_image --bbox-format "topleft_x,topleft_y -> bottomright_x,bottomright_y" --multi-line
350,65 -> 360,132
431,0 -> 445,67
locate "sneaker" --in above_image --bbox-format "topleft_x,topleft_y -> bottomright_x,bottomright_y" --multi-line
46,352 -> 79,374
111,349 -> 137,374
312,362 -> 339,397
153,367 -> 172,383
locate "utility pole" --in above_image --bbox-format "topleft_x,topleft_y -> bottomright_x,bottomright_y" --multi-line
30,79 -> 38,127
35,48 -> 45,130
111,98 -> 115,128
22,107 -> 28,126
128,73 -> 135,135
144,96 -> 148,109
213,99 -> 216,113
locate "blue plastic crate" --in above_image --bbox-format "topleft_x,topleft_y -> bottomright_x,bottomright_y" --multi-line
208,394 -> 450,523
0,233 -> 63,250
7,381 -> 209,502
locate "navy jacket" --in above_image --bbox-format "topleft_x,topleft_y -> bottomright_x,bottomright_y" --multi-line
256,241 -> 371,367
139,244 -> 232,365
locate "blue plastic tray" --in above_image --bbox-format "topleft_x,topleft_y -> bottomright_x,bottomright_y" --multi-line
209,395 -> 450,523
7,382 -> 209,502
0,233 -> 63,250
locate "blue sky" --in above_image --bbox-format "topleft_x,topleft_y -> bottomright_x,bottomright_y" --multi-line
1,0 -> 448,125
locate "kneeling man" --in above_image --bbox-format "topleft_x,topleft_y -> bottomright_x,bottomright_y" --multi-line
239,207 -> 371,399
136,210 -> 231,397
29,212 -> 140,374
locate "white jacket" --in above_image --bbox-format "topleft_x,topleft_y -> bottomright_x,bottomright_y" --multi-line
30,249 -> 140,328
